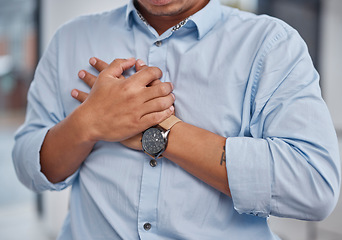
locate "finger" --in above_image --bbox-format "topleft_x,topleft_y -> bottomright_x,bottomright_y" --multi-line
135,59 -> 147,72
135,60 -> 166,88
128,66 -> 163,87
78,70 -> 97,88
89,57 -> 109,72
143,82 -> 174,101
106,58 -> 136,78
136,60 -> 162,87
71,89 -> 89,103
142,94 -> 175,116
118,75 -> 126,81
148,79 -> 162,87
140,105 -> 175,128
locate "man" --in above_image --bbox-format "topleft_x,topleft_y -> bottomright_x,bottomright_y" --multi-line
13,0 -> 341,239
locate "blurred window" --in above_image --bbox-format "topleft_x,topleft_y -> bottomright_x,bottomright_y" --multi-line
221,0 -> 259,12
258,0 -> 321,68
0,0 -> 38,111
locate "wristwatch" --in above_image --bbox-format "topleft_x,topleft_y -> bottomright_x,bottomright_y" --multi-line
142,115 -> 181,159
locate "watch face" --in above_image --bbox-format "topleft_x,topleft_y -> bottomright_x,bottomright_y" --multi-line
142,128 -> 166,155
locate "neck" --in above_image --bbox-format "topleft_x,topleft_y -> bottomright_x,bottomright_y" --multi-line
135,1 -> 209,35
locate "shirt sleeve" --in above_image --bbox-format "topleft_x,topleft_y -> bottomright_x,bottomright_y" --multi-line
12,30 -> 79,192
226,25 -> 341,221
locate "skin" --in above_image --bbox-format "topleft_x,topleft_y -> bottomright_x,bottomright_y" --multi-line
72,57 -> 231,196
135,0 -> 209,34
40,58 -> 175,183
40,0 -> 231,196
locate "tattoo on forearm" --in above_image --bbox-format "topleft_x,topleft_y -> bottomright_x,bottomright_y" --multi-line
220,146 -> 226,166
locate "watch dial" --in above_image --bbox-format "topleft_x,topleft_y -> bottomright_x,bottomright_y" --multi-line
142,128 -> 165,155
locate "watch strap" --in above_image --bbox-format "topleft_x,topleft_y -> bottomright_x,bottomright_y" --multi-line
158,115 -> 182,130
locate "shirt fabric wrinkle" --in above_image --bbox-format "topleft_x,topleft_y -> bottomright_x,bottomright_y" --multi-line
12,0 -> 340,239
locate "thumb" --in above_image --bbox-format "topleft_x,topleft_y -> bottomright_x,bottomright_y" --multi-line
135,59 -> 163,86
106,58 -> 136,78
135,59 -> 147,72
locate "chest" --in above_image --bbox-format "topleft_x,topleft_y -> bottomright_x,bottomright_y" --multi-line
59,28 -> 255,138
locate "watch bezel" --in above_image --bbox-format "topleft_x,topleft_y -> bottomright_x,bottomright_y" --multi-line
142,126 -> 169,159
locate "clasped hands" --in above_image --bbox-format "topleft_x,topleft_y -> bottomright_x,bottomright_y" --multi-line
71,57 -> 175,150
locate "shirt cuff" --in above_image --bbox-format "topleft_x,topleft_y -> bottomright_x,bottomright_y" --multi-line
226,137 -> 272,218
19,127 -> 79,192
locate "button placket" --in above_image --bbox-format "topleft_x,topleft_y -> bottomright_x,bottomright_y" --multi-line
137,158 -> 163,239
143,222 -> 152,231
137,35 -> 167,239
155,40 -> 162,47
150,159 -> 157,167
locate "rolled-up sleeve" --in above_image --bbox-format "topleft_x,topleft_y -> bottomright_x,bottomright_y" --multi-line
12,30 -> 78,192
226,25 -> 341,221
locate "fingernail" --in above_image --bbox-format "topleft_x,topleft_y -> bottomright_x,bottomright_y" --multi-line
137,59 -> 146,67
78,71 -> 85,79
89,57 -> 97,66
71,89 -> 78,98
171,93 -> 175,100
170,82 -> 174,90
169,105 -> 175,112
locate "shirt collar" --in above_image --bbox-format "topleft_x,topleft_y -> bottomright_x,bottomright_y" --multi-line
188,0 -> 223,39
125,0 -> 136,29
125,0 -> 223,39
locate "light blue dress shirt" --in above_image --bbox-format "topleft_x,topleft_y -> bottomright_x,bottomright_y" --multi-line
13,0 -> 341,239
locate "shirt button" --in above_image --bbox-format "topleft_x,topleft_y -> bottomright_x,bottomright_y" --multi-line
150,159 -> 157,167
155,40 -> 162,47
143,222 -> 152,231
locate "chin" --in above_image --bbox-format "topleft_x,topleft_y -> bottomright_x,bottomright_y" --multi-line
147,0 -> 174,6
137,0 -> 185,16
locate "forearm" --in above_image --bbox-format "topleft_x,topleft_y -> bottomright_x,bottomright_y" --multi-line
163,122 -> 231,196
40,106 -> 95,183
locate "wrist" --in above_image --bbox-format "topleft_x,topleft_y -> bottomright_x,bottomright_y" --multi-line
141,115 -> 182,159
70,105 -> 98,144
120,134 -> 142,150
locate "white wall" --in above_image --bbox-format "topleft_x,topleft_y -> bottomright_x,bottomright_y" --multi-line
321,0 -> 342,132
41,0 -> 128,50
40,0 -> 128,237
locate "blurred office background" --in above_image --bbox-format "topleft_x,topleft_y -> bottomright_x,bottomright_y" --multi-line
0,0 -> 341,239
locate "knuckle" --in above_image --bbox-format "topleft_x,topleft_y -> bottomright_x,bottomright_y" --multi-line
130,115 -> 140,126
97,72 -> 105,81
113,58 -> 122,63
112,58 -> 124,65
158,84 -> 170,96
151,79 -> 162,86
122,81 -> 134,93
121,84 -> 131,95
156,99 -> 168,110
150,114 -> 162,125
147,66 -> 163,79
169,93 -> 175,103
